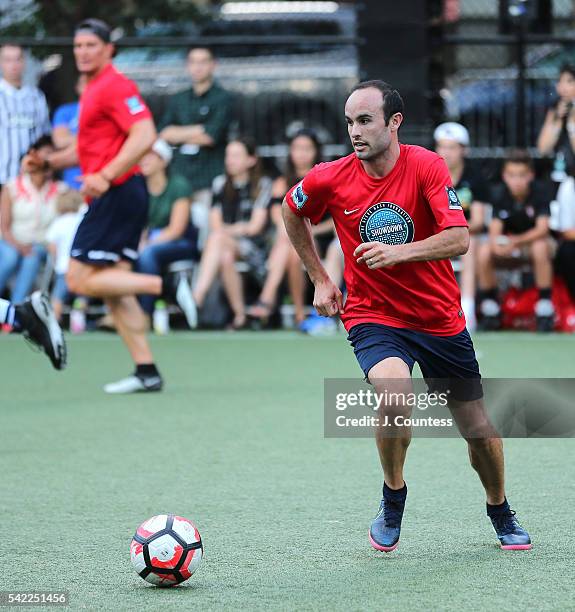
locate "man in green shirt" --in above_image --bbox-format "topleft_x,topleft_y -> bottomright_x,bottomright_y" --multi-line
159,46 -> 233,244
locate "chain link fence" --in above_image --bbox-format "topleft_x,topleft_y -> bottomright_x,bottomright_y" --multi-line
442,0 -> 575,156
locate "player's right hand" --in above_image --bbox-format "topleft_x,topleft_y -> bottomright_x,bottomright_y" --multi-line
313,279 -> 344,317
80,173 -> 111,198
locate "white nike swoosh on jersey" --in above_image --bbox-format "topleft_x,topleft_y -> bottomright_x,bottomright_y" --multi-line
344,208 -> 360,215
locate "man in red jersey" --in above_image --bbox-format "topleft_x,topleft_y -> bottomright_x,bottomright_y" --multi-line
283,80 -> 531,552
66,19 -> 197,393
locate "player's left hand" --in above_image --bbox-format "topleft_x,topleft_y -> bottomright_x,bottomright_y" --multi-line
80,173 -> 111,199
354,242 -> 404,269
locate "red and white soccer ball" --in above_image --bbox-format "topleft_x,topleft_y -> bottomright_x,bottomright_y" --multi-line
130,514 -> 203,587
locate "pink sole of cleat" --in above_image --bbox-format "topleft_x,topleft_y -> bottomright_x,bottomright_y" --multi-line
501,543 -> 533,550
369,531 -> 398,552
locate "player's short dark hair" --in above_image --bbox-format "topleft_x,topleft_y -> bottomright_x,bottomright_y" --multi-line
503,148 -> 534,171
350,80 -> 404,125
75,18 -> 112,43
187,45 -> 215,60
559,63 -> 575,80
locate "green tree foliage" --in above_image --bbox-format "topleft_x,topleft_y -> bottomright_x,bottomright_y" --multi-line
0,0 -> 206,36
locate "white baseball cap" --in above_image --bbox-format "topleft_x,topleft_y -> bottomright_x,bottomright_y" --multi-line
433,122 -> 470,146
151,139 -> 173,164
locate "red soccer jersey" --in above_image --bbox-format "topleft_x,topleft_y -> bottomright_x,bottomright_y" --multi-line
285,144 -> 469,336
78,63 -> 152,186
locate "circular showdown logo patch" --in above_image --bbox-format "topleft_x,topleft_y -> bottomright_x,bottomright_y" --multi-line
359,202 -> 414,245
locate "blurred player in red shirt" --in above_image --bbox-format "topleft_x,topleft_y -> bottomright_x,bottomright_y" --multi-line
283,80 -> 531,552
66,19 -> 196,394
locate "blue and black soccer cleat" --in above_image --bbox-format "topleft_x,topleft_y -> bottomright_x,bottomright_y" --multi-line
369,488 -> 406,552
489,506 -> 532,550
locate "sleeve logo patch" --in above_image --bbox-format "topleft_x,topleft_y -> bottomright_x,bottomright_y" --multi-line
125,96 -> 145,115
292,180 -> 308,210
446,186 -> 463,210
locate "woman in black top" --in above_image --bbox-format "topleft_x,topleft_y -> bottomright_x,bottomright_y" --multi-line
192,138 -> 272,328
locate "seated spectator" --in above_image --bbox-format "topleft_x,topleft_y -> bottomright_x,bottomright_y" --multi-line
135,139 -> 199,319
191,138 -> 272,329
434,122 -> 487,332
46,190 -> 86,322
552,172 -> 575,300
49,74 -> 87,191
477,150 -> 555,331
248,129 -> 339,329
0,136 -> 66,304
537,63 -> 575,182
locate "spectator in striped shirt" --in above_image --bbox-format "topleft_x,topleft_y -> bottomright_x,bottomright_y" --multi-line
0,44 -> 51,192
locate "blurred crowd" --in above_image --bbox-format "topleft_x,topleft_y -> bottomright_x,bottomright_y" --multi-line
1,43 -> 575,334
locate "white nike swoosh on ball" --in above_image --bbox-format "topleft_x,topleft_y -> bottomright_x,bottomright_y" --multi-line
344,208 -> 359,215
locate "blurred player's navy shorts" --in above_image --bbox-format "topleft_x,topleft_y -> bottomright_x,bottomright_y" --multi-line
71,175 -> 148,266
347,323 -> 483,401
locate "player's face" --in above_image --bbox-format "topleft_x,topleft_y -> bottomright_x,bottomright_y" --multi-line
0,45 -> 24,83
187,49 -> 215,84
502,162 -> 534,198
139,152 -> 165,177
74,33 -> 113,75
556,71 -> 575,101
345,88 -> 401,161
435,140 -> 465,170
225,141 -> 256,177
289,135 -> 318,173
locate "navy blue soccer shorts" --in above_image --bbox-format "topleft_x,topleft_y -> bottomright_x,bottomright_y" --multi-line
71,175 -> 148,266
347,323 -> 483,401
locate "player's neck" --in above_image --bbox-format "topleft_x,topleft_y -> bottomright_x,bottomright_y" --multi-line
86,62 -> 111,82
360,141 -> 400,179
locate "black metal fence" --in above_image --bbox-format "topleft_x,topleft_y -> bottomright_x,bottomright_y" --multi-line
441,0 -> 575,156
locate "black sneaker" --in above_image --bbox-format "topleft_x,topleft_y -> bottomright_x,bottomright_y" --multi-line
15,291 -> 67,370
489,507 -> 532,550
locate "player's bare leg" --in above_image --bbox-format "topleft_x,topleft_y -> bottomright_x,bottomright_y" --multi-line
448,397 -> 506,504
369,357 -> 412,488
106,294 -> 153,365
220,241 -> 246,328
67,259 -> 162,298
367,356 -> 412,552
449,397 -> 531,548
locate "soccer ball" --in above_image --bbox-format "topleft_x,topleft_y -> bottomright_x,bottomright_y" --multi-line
130,514 -> 203,587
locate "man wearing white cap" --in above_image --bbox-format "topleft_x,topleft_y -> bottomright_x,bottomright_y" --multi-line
434,122 -> 488,331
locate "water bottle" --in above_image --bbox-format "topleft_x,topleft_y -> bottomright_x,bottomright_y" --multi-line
70,298 -> 87,334
153,300 -> 169,335
551,151 -> 567,182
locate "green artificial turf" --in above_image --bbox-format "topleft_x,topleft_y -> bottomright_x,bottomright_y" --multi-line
0,331 -> 573,611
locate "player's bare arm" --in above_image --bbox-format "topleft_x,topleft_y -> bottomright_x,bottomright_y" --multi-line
81,118 -> 156,198
282,199 -> 343,316
355,226 -> 469,269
